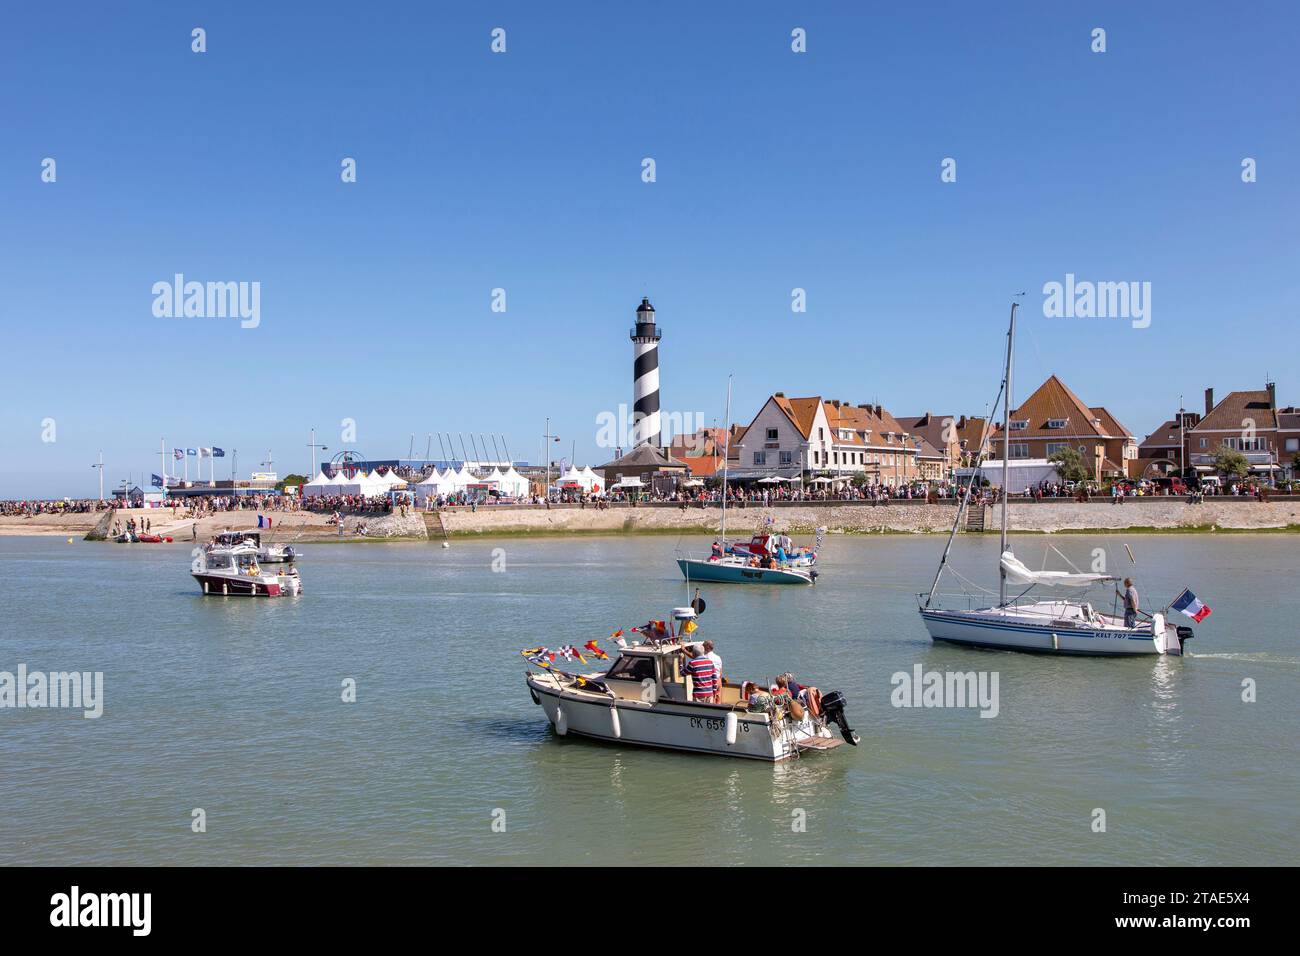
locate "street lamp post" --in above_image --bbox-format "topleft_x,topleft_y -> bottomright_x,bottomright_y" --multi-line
543,419 -> 561,497
92,451 -> 104,501
307,429 -> 329,476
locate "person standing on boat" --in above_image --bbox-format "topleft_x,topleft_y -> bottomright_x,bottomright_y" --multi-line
682,644 -> 718,703
1119,578 -> 1140,628
703,640 -> 722,691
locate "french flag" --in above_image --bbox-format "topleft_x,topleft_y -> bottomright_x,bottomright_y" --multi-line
1171,588 -> 1212,623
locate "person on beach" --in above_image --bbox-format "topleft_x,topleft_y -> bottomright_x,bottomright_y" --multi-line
1119,578 -> 1140,628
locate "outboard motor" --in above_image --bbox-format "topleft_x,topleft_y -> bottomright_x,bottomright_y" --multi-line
820,690 -> 859,746
1176,625 -> 1194,647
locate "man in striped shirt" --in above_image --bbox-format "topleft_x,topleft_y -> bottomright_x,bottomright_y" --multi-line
682,644 -> 719,703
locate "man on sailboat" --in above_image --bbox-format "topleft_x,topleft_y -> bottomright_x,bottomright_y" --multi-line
1119,578 -> 1140,628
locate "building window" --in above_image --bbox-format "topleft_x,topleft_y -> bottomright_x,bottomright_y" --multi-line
766,428 -> 778,441
1010,420 -> 1029,430
779,450 -> 793,466
1008,443 -> 1030,459
1287,438 -> 1299,452
1047,419 -> 1068,429
753,452 -> 767,466
1046,442 -> 1069,455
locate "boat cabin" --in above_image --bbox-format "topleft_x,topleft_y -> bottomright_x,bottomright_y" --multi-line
601,639 -> 745,708
215,530 -> 261,548
201,545 -> 263,576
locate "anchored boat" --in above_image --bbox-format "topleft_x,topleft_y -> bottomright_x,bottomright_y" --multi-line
191,543 -> 302,597
525,605 -> 857,760
676,376 -> 817,586
917,301 -> 1200,657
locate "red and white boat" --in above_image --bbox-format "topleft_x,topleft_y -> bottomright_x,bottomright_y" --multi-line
191,544 -> 302,597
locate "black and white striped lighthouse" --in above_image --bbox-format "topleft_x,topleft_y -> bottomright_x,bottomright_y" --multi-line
630,297 -> 662,448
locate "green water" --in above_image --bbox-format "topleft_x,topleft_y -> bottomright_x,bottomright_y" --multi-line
1,533 -> 1296,865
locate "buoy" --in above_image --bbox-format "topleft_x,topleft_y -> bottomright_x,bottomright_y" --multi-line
555,704 -> 568,736
609,705 -> 622,739
442,541 -> 450,549
725,711 -> 738,746
67,537 -> 73,543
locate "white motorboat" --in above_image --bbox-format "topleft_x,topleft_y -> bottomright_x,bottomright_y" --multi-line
191,543 -> 302,597
917,301 -> 1200,657
213,530 -> 297,564
525,605 -> 858,760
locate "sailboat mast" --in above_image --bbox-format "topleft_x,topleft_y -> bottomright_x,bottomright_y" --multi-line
999,301 -> 1018,606
721,375 -> 732,542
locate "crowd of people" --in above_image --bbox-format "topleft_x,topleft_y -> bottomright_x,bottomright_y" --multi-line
0,498 -> 113,516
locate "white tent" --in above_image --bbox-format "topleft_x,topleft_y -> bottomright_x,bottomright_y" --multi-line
581,466 -> 601,491
302,470 -> 333,496
496,466 -> 530,497
557,465 -> 595,491
452,464 -> 479,488
957,458 -> 1060,491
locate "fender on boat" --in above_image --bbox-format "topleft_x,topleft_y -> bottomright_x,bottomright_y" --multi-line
555,703 -> 568,736
724,711 -> 738,746
609,705 -> 621,739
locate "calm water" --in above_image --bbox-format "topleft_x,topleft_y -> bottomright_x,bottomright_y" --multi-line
1,532 -> 1296,866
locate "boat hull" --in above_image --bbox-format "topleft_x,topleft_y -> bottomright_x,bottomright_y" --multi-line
677,558 -> 812,586
528,678 -> 832,760
192,572 -> 301,597
919,608 -> 1172,656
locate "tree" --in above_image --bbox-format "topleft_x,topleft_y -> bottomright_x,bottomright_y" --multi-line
1047,447 -> 1090,483
1212,445 -> 1249,480
277,473 -> 309,492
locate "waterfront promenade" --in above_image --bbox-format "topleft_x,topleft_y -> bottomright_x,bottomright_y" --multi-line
2,498 -> 1297,541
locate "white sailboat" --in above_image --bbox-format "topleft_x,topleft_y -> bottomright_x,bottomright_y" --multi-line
917,301 -> 1195,657
676,376 -> 815,586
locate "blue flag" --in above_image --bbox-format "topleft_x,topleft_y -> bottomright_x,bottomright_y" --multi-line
187,448 -> 197,456
212,447 -> 225,457
151,474 -> 163,488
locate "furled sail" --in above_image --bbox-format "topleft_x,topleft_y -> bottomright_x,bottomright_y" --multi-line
1000,551 -> 1116,588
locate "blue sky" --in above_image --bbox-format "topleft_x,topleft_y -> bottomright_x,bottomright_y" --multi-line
2,1 -> 1296,497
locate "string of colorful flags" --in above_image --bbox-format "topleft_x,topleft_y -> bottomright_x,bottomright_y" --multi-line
520,618 -> 697,668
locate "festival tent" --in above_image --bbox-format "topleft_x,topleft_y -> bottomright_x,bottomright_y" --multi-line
302,470 -> 333,496
581,465 -> 602,494
497,466 -> 531,497
451,464 -> 479,489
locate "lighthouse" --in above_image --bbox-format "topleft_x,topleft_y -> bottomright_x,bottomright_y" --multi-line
630,297 -> 662,448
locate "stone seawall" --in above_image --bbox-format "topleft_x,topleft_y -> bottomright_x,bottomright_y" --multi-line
437,499 -> 1300,537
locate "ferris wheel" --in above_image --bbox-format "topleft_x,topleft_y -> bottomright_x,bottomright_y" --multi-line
329,450 -> 368,477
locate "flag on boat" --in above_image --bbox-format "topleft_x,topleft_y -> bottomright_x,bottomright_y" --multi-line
584,640 -> 609,660
681,618 -> 698,635
521,647 -> 555,667
558,645 -> 586,664
1171,588 -> 1212,622
173,448 -> 184,460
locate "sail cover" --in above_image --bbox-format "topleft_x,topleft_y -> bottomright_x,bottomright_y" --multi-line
1000,551 -> 1116,588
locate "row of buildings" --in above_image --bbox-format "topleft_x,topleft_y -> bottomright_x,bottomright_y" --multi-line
600,376 -> 1297,489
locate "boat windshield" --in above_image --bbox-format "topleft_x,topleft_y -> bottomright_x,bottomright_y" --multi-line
605,656 -> 656,682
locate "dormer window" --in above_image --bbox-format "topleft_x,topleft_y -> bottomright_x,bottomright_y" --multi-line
1047,419 -> 1068,429
1009,420 -> 1029,430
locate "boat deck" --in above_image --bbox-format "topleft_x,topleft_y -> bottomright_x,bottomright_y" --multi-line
795,736 -> 844,751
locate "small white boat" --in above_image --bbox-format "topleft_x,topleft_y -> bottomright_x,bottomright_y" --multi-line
525,606 -> 858,760
918,301 -> 1199,657
191,544 -> 302,597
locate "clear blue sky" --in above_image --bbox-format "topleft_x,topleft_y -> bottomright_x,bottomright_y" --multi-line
2,1 -> 1296,497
